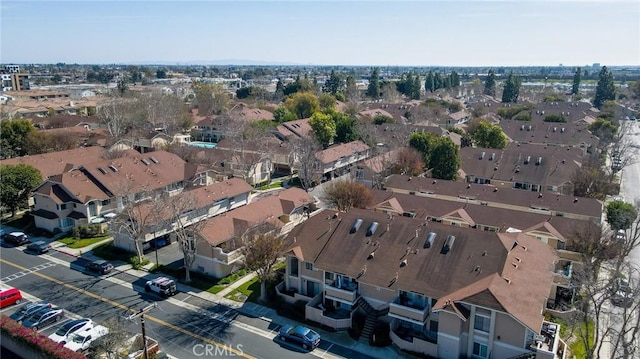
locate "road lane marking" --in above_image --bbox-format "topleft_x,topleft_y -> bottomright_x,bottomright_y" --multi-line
1,262 -> 56,283
0,258 -> 254,359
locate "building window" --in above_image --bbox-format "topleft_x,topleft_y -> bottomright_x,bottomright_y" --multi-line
88,202 -> 97,217
474,315 -> 490,332
60,217 -> 73,228
473,342 -> 488,358
290,257 -> 299,277
57,203 -> 68,211
102,199 -> 110,206
305,262 -> 313,270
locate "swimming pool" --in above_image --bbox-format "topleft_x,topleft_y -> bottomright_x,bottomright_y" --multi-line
189,141 -> 217,149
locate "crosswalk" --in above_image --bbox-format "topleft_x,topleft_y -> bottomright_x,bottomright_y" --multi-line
1,262 -> 56,283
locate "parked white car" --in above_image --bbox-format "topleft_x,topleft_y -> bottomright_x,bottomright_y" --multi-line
49,318 -> 93,344
64,325 -> 109,352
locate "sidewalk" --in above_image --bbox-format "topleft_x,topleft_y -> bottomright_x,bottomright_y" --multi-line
52,245 -> 406,359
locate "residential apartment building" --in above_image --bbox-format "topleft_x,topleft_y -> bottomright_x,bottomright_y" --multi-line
193,187 -> 314,278
279,208 -> 565,359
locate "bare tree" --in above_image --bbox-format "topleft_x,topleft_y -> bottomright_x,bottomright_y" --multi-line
157,191 -> 207,282
394,147 -> 425,177
85,317 -> 130,359
192,80 -> 230,116
241,222 -> 285,303
109,181 -> 163,263
322,178 -> 374,211
605,120 -> 638,182
97,97 -> 144,141
292,136 -> 322,191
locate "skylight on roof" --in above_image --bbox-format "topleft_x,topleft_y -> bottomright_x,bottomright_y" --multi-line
150,157 -> 159,164
98,167 -> 108,175
141,158 -> 150,166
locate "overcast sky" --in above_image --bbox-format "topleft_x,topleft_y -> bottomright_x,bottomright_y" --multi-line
1,0 -> 639,66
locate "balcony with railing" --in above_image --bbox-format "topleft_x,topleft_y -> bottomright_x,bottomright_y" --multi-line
389,296 -> 430,324
324,278 -> 358,305
305,293 -> 352,330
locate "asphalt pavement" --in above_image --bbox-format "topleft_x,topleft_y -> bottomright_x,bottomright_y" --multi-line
0,241 -> 405,359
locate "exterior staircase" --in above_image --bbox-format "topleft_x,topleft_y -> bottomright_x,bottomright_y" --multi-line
354,296 -> 389,344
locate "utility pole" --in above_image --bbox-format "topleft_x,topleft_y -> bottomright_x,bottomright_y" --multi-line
126,303 -> 156,359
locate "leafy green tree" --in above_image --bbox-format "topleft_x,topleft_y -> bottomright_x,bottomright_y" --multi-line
588,118 -> 617,143
409,132 -> 438,159
335,115 -> 358,143
472,121 -> 508,149
434,73 -> 444,90
156,69 -> 167,79
284,92 -> 319,119
117,79 -> 128,96
572,67 -> 582,95
593,66 -> 616,109
51,74 -> 62,84
0,119 -> 36,159
309,112 -> 337,148
242,222 -> 285,303
606,200 -> 638,230
0,164 -> 42,216
449,71 -> 460,88
366,67 -> 380,99
345,74 -> 358,101
323,70 -> 343,95
425,71 -> 435,93
236,87 -> 252,99
501,72 -> 521,103
429,137 -> 460,180
631,78 -> 640,99
283,76 -> 314,96
484,69 -> 497,97
318,93 -> 337,110
273,106 -> 297,123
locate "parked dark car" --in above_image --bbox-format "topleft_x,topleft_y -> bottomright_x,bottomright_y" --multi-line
22,307 -> 64,330
278,324 -> 321,350
2,232 -> 29,245
85,260 -> 114,275
26,240 -> 52,254
9,302 -> 52,323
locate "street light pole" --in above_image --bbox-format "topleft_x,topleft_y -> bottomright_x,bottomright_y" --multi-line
126,303 -> 156,359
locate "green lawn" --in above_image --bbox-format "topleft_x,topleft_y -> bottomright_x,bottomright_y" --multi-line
59,236 -> 111,248
225,276 -> 261,302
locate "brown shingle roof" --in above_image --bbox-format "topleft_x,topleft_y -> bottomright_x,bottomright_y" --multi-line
384,175 -> 601,220
200,188 -> 313,246
315,141 -> 370,164
433,232 -> 557,332
0,146 -> 106,180
286,208 -> 557,332
80,150 -> 197,196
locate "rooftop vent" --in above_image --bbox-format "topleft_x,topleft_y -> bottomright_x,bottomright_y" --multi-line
520,125 -> 525,131
553,127 -> 557,132
524,156 -> 531,164
350,218 -> 363,234
366,222 -> 379,237
425,232 -> 436,248
561,127 -> 565,133
441,235 -> 456,254
536,157 -> 542,166
515,165 -> 520,173
479,152 -> 485,160
108,165 -> 118,173
150,157 -> 159,164
98,167 -> 108,175
528,125 -> 532,131
489,153 -> 495,161
141,158 -> 150,166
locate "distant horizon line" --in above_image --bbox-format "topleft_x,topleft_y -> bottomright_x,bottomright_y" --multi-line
2,59 -> 638,68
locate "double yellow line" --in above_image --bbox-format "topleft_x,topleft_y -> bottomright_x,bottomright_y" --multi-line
0,258 -> 254,359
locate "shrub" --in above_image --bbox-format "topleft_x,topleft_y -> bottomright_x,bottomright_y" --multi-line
72,224 -> 103,239
1,315 -> 86,359
373,115 -> 395,125
130,256 -> 150,270
496,104 -> 534,119
513,113 -> 532,121
544,114 -> 566,123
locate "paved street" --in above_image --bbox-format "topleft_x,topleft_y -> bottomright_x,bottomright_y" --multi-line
0,243 -> 381,359
622,120 -> 640,270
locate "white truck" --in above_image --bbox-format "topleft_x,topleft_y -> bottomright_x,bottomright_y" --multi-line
64,325 -> 109,352
144,277 -> 177,297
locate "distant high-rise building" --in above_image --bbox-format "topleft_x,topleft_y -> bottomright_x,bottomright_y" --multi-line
1,65 -> 30,91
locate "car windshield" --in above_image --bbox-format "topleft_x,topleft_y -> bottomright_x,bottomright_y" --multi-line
55,321 -> 78,335
306,330 -> 320,341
